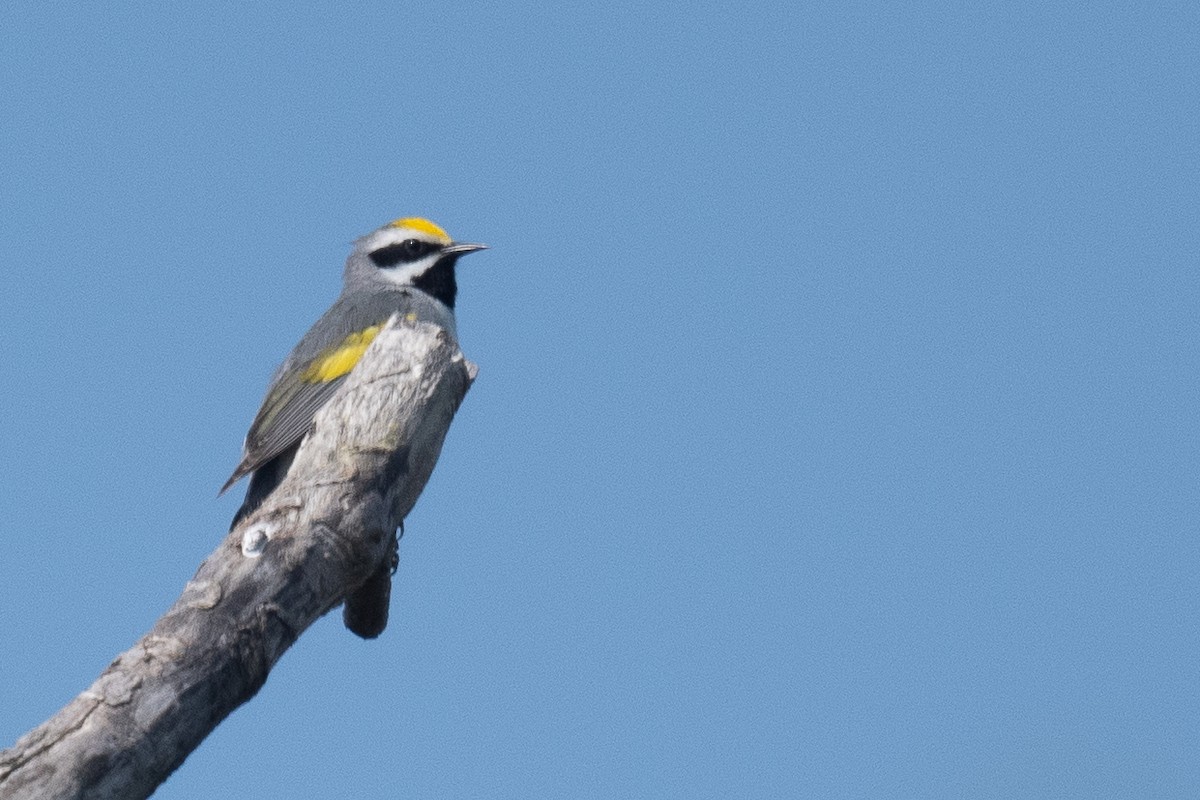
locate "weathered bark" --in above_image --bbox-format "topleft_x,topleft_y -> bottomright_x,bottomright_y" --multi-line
0,316 -> 476,800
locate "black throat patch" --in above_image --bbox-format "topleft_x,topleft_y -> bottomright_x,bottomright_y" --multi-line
412,256 -> 458,309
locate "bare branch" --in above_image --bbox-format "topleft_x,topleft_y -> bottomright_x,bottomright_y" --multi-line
0,316 -> 475,800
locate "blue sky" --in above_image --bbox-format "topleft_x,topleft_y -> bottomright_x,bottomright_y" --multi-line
1,2 -> 1196,797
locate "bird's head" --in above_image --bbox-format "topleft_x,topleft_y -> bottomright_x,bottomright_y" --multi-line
346,217 -> 487,309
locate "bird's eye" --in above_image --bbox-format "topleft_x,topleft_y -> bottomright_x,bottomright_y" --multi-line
403,239 -> 427,257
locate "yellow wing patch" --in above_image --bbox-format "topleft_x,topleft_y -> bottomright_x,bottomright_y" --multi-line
388,217 -> 452,243
300,325 -> 384,383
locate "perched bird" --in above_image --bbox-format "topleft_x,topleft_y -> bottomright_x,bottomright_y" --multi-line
223,216 -> 486,518
222,218 -> 486,635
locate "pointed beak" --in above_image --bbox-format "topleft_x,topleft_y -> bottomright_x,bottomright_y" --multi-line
442,242 -> 489,256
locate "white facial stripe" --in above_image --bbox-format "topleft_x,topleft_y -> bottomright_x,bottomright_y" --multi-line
373,253 -> 443,286
360,225 -> 446,253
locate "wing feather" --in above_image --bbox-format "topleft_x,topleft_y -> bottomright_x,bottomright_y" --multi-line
221,370 -> 346,492
222,286 -> 456,493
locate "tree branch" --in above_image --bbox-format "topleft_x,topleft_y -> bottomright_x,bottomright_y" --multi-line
0,316 -> 476,800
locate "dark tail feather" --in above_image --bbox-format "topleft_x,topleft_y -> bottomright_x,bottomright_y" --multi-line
343,529 -> 400,639
229,443 -> 299,531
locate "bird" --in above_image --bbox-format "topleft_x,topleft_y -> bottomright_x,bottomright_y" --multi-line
221,217 -> 486,638
222,216 -> 487,529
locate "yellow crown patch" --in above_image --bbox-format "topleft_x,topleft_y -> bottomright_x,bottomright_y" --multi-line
388,217 -> 451,243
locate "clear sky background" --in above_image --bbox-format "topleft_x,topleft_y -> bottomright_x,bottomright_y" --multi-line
1,3 -> 1196,798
